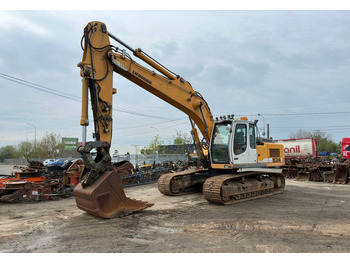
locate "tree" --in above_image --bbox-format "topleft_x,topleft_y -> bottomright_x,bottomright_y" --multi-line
17,141 -> 34,158
290,129 -> 341,153
170,130 -> 193,154
173,130 -> 191,145
141,131 -> 194,154
36,132 -> 61,158
0,145 -> 20,161
141,134 -> 163,154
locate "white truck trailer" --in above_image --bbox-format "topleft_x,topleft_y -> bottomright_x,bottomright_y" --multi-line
275,138 -> 318,160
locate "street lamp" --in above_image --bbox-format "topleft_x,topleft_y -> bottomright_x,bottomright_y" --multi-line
26,131 -> 35,157
257,114 -> 266,137
27,123 -> 37,158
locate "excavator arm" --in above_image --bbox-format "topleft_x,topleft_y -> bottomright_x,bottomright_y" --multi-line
74,21 -> 215,218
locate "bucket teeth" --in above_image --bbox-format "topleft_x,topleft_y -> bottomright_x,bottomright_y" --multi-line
131,199 -> 154,208
105,198 -> 154,218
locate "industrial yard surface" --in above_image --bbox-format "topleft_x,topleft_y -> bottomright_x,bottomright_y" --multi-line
0,165 -> 350,253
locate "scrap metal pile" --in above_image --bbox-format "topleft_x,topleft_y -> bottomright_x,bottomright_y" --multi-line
0,158 -> 196,203
282,157 -> 350,184
119,159 -> 192,187
0,160 -> 84,203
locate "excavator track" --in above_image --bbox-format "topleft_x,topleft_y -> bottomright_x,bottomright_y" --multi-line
203,171 -> 285,205
158,169 -> 210,196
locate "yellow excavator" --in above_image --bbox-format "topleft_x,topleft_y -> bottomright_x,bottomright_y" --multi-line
73,21 -> 285,218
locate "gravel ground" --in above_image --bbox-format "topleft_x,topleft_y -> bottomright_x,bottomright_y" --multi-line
0,164 -> 350,253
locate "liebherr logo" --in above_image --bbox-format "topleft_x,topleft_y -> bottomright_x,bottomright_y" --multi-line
132,70 -> 152,85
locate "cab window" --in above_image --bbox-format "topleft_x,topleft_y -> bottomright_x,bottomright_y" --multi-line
249,123 -> 256,149
234,124 -> 247,155
211,122 -> 231,163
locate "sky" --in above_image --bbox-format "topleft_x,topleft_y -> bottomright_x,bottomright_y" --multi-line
0,3 -> 350,154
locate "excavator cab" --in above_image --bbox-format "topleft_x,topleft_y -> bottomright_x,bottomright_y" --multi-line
210,118 -> 258,167
210,117 -> 283,168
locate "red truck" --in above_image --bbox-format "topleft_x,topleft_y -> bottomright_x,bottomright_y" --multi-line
275,138 -> 318,160
341,138 -> 350,159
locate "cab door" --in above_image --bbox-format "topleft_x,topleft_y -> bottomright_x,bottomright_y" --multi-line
231,122 -> 257,165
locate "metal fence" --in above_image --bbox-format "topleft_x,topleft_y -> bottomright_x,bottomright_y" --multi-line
1,158 -> 46,165
1,154 -> 189,167
113,154 -> 188,167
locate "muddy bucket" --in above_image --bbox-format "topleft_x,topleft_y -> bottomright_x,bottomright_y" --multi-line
309,167 -> 323,182
74,167 -> 153,218
334,164 -> 349,184
323,171 -> 335,183
296,171 -> 310,181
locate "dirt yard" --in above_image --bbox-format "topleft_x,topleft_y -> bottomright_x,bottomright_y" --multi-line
0,164 -> 350,253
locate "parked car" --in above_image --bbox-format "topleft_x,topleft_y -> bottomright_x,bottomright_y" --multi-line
48,158 -> 70,167
330,153 -> 340,157
43,159 -> 56,166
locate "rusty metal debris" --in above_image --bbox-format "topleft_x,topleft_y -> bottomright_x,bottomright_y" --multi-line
282,157 -> 350,184
333,159 -> 350,184
0,158 -> 196,204
0,159 -> 85,203
120,160 -> 190,187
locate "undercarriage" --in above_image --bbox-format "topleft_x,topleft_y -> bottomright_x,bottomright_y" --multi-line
158,169 -> 285,205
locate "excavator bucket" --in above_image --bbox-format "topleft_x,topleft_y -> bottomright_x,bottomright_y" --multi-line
333,163 -> 349,184
73,162 -> 153,218
296,164 -> 311,182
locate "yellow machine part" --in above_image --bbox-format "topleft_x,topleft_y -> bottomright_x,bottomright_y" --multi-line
257,143 -> 285,167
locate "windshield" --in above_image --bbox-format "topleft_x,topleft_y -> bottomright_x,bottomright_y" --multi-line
211,122 -> 231,163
